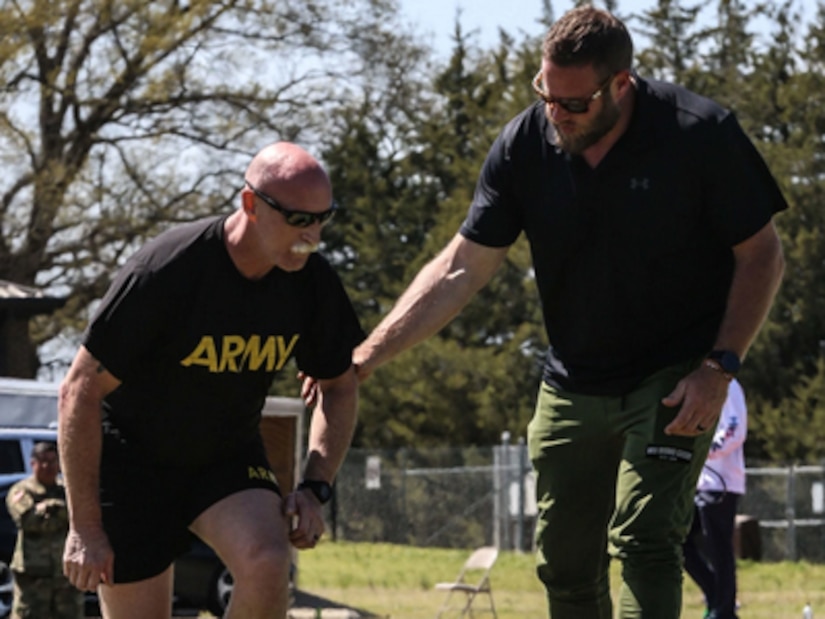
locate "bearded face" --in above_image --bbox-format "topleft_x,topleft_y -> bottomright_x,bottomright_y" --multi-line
549,88 -> 621,155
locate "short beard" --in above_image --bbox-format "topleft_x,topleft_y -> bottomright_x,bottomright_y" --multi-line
552,94 -> 620,155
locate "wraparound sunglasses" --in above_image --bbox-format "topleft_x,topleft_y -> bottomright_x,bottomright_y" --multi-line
245,180 -> 337,228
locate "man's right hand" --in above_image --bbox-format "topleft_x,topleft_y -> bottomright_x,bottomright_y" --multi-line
63,526 -> 115,591
298,362 -> 367,407
298,371 -> 319,407
283,488 -> 326,550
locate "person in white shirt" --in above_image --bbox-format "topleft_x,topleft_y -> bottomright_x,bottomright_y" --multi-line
683,378 -> 747,619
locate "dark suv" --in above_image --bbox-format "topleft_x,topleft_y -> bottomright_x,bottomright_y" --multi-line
0,428 -> 234,617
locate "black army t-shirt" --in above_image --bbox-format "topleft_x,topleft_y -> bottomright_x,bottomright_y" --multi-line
84,215 -> 364,467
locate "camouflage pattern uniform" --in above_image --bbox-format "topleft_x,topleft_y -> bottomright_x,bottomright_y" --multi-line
5,475 -> 83,619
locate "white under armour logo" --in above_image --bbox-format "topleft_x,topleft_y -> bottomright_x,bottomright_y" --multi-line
630,177 -> 650,190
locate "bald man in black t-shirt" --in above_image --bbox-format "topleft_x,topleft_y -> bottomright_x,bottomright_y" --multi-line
59,142 -> 363,619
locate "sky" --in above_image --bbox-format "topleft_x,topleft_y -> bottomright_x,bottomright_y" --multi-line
398,0 -> 660,58
396,0 -> 815,60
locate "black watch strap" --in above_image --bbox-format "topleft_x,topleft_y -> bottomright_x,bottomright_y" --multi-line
297,479 -> 333,504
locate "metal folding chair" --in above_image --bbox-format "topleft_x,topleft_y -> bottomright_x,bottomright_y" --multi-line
434,546 -> 498,618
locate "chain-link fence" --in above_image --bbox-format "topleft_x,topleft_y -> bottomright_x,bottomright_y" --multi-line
740,464 -> 825,562
327,441 -> 825,562
330,445 -> 500,549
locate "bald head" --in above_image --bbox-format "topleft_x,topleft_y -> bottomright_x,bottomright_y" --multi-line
245,142 -> 333,209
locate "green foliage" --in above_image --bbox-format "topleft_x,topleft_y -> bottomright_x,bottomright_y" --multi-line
750,358 -> 825,462
319,22 -> 546,448
633,0 -> 707,80
0,0 -> 420,374
313,0 -> 825,459
5,0 -> 824,461
729,3 -> 825,461
351,335 -> 541,448
640,0 -> 825,463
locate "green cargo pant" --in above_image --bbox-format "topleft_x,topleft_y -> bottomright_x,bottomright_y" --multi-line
527,360 -> 713,619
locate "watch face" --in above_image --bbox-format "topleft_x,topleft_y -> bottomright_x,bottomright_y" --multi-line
317,483 -> 332,502
302,480 -> 332,504
710,350 -> 740,374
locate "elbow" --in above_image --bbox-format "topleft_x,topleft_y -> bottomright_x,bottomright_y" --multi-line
764,238 -> 786,298
769,223 -> 786,280
57,379 -> 74,424
774,245 -> 786,283
753,226 -> 786,292
318,366 -> 359,407
57,374 -> 104,429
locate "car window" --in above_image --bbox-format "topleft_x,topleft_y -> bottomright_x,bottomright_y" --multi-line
0,441 -> 24,475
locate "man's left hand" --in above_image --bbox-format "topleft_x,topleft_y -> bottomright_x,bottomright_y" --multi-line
662,364 -> 729,436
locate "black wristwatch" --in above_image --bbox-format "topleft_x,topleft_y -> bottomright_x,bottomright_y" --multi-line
705,349 -> 741,378
297,479 -> 333,505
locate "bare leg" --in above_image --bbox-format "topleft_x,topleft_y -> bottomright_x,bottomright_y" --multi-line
191,488 -> 292,619
97,565 -> 174,619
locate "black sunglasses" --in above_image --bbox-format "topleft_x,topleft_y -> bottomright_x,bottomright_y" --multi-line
245,180 -> 337,228
531,71 -> 615,114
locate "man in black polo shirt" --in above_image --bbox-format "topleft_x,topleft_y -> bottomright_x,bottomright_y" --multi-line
348,6 -> 785,619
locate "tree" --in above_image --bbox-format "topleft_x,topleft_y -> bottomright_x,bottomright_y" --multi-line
621,0 -> 825,463
632,0 -> 707,81
0,0 -> 414,377
680,0 -> 763,102
319,19 -> 547,447
751,358 -> 825,463
739,1 -> 825,462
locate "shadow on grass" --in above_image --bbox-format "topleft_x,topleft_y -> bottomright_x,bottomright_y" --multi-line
292,588 -> 382,617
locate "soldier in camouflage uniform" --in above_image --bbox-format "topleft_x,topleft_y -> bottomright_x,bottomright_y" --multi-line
5,441 -> 83,619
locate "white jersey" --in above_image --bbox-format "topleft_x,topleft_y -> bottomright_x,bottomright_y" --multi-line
696,378 -> 747,495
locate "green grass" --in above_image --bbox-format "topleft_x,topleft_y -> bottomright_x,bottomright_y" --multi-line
285,541 -> 825,619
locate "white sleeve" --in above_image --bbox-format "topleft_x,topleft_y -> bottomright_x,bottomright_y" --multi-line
707,378 -> 747,461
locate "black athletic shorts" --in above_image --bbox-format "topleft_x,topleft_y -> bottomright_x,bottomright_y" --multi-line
99,428 -> 281,583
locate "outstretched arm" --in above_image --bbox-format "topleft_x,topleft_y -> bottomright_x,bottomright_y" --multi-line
354,233 -> 509,379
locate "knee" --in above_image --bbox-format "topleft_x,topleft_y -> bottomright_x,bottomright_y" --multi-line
231,542 -> 292,591
617,543 -> 684,585
536,557 -> 610,601
537,562 -> 611,609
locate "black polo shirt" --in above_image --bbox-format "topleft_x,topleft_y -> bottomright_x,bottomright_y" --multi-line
460,76 -> 787,395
